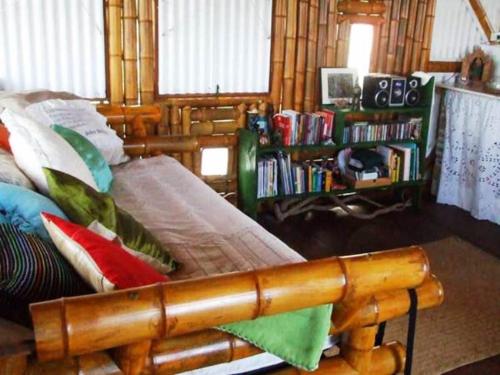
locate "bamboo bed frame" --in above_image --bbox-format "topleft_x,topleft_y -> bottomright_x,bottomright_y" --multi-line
0,105 -> 444,375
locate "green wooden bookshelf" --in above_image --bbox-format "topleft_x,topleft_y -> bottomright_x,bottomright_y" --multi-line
238,78 -> 434,219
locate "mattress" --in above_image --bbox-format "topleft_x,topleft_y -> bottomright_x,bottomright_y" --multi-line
111,156 -> 311,374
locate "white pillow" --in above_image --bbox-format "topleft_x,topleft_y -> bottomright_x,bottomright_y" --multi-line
0,108 -> 98,194
26,99 -> 129,165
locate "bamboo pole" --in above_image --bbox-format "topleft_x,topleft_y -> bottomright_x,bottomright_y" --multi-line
283,0 -> 298,110
411,0 -> 427,72
386,0 -> 402,74
113,341 -> 151,375
468,0 -> 494,42
31,247 -> 430,361
316,0 -> 329,69
369,24 -> 381,73
270,0 -> 287,111
335,20 -> 351,68
293,0 -> 310,112
402,0 -> 419,75
395,0 -> 410,74
376,0 -> 392,72
181,106 -> 194,170
123,135 -> 237,158
108,0 -> 124,104
138,0 -> 155,104
123,0 -> 138,104
420,0 -> 436,71
146,275 -> 442,374
325,0 -> 338,67
304,0 -> 320,112
270,342 -> 406,375
340,325 -> 378,374
169,105 -> 182,162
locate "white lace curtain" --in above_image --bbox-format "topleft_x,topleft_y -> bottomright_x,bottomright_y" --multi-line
437,89 -> 500,225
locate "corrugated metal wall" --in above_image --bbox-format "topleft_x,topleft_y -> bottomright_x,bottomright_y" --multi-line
157,0 -> 273,95
430,0 -> 487,62
480,0 -> 500,32
0,0 -> 106,98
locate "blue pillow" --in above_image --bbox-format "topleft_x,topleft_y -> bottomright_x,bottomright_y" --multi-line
0,182 -> 68,240
51,124 -> 113,193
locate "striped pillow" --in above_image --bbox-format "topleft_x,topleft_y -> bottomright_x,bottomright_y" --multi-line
0,223 -> 90,303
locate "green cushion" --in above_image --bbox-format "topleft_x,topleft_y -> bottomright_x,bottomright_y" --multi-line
51,124 -> 113,192
43,168 -> 178,273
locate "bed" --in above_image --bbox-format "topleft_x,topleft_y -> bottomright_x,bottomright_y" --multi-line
0,102 -> 444,375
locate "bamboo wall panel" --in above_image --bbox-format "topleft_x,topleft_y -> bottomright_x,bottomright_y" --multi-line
138,0 -> 155,104
282,0 -> 298,109
0,0 -> 106,98
157,0 -> 272,95
293,0 -> 310,112
123,0 -> 138,104
108,0 -> 124,104
304,0 -> 320,112
430,0 -> 487,62
271,0 -> 288,110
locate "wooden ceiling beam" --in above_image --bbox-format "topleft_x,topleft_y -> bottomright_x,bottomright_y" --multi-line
468,0 -> 494,42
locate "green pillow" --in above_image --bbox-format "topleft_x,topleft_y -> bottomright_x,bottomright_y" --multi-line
43,168 -> 178,273
51,124 -> 113,193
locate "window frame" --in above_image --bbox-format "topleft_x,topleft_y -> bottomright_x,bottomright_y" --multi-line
153,0 -> 275,100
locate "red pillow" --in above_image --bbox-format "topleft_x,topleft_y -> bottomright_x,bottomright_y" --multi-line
41,212 -> 168,292
0,126 -> 11,152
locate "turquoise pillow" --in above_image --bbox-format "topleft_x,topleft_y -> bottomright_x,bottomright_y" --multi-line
0,182 -> 68,240
51,124 -> 113,193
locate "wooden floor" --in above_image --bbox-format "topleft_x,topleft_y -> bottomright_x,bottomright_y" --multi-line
259,197 -> 500,375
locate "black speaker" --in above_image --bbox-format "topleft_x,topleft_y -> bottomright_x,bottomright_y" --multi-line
389,77 -> 406,107
405,76 -> 422,107
362,75 -> 391,108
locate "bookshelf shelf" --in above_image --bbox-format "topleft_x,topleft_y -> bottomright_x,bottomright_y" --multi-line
238,78 -> 434,219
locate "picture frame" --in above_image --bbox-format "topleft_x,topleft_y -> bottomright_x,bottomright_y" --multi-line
320,68 -> 358,106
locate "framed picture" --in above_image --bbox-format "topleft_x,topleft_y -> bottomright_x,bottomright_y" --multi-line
320,68 -> 358,106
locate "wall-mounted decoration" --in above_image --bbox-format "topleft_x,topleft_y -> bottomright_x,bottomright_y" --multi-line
320,68 -> 358,106
460,47 -> 493,84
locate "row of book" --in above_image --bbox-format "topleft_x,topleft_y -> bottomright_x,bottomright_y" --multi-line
376,144 -> 420,182
343,118 -> 422,144
257,153 -> 346,198
272,109 -> 335,146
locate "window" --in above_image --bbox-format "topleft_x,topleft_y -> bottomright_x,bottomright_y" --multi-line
201,147 -> 229,176
0,0 -> 106,98
157,0 -> 273,95
347,24 -> 374,86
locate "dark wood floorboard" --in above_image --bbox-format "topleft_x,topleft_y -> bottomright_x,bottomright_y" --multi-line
258,198 -> 500,375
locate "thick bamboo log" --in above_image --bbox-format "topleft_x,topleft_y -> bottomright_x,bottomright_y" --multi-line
146,276 -> 442,374
411,0 -> 427,72
317,0 -> 329,69
271,0 -> 287,111
158,105 -> 169,135
0,356 -> 26,375
270,342 -> 406,375
335,20 -> 351,68
138,0 -> 155,104
123,0 -> 138,105
370,24 -> 381,73
293,0 -> 310,112
123,135 -> 237,157
341,325 -> 378,373
386,0 -> 402,73
108,0 -> 124,104
427,61 -> 461,72
468,0 -> 494,42
114,340 -> 151,375
181,106 -> 193,170
394,0 -> 410,74
420,0 -> 436,71
26,352 -> 122,375
193,151 -> 202,177
337,15 -> 385,25
190,121 -> 240,136
375,0 -> 392,72
191,108 -> 240,122
236,103 -> 247,128
325,0 -> 338,67
337,1 -> 386,15
169,105 -> 182,161
30,247 -> 429,361
283,0 -> 298,109
304,0 -> 320,112
402,0 -> 418,75
163,96 -> 268,108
